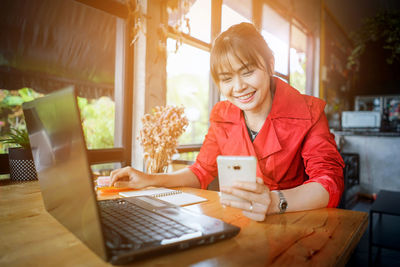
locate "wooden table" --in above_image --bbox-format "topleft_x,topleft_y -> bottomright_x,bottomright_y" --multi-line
0,181 -> 368,266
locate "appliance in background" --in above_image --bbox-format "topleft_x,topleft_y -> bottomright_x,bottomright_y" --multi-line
342,111 -> 381,131
355,95 -> 400,132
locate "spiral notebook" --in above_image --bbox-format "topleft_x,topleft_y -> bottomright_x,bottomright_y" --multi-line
119,188 -> 207,206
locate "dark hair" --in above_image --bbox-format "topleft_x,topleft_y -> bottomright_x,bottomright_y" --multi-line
210,22 -> 274,84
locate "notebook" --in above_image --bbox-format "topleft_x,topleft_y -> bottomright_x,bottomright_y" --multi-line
119,188 -> 208,206
22,87 -> 240,265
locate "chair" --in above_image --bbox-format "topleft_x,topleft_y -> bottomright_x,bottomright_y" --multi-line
339,153 -> 360,209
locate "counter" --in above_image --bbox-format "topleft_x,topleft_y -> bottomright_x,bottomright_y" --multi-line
333,130 -> 400,194
334,130 -> 400,137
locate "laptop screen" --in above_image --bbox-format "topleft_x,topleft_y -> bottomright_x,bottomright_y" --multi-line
23,87 -> 107,260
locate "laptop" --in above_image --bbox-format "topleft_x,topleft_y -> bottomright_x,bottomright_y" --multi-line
22,87 -> 240,264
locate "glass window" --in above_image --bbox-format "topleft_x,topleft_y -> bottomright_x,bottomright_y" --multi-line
166,39 -> 210,145
221,0 -> 252,33
0,87 -> 117,152
77,95 -> 115,149
0,88 -> 43,153
168,0 -> 211,43
0,1 -> 122,152
261,4 -> 289,76
290,25 -> 308,93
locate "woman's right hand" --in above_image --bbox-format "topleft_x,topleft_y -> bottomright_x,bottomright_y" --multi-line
110,167 -> 152,189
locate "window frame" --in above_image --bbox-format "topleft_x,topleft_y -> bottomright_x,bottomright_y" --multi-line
165,0 -> 221,153
257,1 -> 313,93
74,0 -> 134,167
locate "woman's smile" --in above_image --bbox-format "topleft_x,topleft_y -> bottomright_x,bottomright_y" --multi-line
235,91 -> 256,103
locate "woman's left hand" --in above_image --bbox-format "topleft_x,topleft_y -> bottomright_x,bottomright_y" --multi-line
220,177 -> 271,221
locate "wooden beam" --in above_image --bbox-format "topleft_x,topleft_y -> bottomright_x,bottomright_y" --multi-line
87,148 -> 125,164
176,144 -> 202,153
145,0 -> 167,112
167,27 -> 211,51
73,0 -> 128,19
319,0 -> 326,100
252,0 -> 262,31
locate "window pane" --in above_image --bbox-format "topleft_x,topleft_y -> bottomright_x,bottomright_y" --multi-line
166,39 -> 210,145
0,88 -> 116,152
221,0 -> 252,32
77,95 -> 115,149
261,4 -> 289,75
0,2 -> 120,151
290,25 -> 308,94
0,88 -> 43,153
168,0 -> 211,43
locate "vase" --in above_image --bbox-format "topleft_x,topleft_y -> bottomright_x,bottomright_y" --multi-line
8,147 -> 38,181
145,157 -> 169,174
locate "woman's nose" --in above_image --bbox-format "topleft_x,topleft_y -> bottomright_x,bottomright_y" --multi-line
232,76 -> 245,92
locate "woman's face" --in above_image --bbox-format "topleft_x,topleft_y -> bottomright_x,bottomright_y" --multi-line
217,55 -> 271,114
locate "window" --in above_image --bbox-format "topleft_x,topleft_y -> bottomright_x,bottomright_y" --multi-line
290,24 -> 308,94
168,0 -> 211,43
0,0 -> 133,174
167,0 -> 212,148
0,88 -> 43,153
221,0 -> 252,32
261,4 -> 290,78
261,3 -> 310,93
166,40 -> 210,145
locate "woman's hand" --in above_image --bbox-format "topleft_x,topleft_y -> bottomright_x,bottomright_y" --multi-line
220,177 -> 271,221
110,167 -> 152,189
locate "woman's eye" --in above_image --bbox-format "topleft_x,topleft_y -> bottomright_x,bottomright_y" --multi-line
242,70 -> 254,76
221,77 -> 232,82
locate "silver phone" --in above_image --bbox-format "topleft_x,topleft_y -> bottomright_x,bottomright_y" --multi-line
217,156 -> 257,201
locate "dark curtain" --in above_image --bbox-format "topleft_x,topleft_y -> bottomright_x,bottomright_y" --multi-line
0,0 -> 117,99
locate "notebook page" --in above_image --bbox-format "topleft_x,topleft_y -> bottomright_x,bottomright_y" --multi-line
119,188 -> 207,206
119,188 -> 176,197
157,192 -> 207,206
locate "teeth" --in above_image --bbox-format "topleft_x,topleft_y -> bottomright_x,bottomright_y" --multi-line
237,92 -> 255,100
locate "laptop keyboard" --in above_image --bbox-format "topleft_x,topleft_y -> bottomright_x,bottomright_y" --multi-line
99,199 -> 198,250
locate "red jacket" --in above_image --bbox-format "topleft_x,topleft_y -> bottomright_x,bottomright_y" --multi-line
189,78 -> 344,207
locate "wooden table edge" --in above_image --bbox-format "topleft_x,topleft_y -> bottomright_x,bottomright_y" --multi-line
336,211 -> 369,267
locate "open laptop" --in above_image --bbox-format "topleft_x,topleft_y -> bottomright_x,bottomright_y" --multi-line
22,87 -> 240,264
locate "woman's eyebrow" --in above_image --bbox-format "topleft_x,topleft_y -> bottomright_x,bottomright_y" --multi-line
218,63 -> 254,76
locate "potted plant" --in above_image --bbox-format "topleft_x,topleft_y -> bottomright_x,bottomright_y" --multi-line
0,128 -> 37,181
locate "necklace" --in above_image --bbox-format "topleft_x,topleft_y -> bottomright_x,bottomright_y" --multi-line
249,129 -> 259,140
244,112 -> 259,141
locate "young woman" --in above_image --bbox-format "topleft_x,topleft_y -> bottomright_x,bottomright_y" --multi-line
110,23 -> 344,221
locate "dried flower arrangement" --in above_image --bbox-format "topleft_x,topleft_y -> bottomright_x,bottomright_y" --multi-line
139,105 -> 188,173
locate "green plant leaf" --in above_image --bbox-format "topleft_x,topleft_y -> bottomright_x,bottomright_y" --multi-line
4,96 -> 24,106
0,127 -> 30,149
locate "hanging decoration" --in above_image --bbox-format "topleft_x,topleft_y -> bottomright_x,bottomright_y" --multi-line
127,0 -> 192,54
156,0 -> 192,54
127,0 -> 149,45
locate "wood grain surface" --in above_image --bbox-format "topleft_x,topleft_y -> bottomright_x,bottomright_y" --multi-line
0,181 -> 368,266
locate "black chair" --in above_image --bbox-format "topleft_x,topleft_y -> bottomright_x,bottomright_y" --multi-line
339,153 -> 360,209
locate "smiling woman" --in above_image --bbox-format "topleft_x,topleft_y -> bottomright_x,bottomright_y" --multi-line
110,22 -> 345,222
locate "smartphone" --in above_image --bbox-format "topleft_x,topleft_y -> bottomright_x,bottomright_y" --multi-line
217,156 -> 257,201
